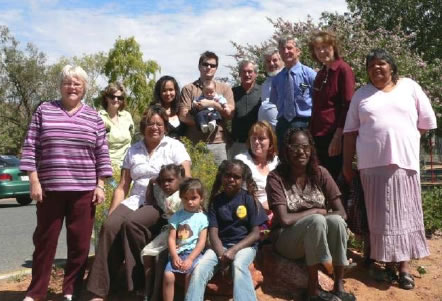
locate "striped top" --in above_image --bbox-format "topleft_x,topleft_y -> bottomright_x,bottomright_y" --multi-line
20,100 -> 113,191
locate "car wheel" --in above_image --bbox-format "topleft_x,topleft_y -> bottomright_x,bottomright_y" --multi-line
16,196 -> 32,205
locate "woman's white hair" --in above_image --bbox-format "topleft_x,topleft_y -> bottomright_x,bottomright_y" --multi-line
59,65 -> 89,92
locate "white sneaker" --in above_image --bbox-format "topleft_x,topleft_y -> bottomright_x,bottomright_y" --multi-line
208,120 -> 217,133
200,124 -> 209,133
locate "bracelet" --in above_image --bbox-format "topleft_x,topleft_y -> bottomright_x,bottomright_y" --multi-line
96,185 -> 105,192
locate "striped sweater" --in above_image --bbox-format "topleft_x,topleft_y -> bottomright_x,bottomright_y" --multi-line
20,100 -> 113,191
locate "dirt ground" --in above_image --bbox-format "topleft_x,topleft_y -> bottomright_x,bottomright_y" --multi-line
1,234 -> 441,301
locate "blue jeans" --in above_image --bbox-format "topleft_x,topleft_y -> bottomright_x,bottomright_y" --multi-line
185,247 -> 257,301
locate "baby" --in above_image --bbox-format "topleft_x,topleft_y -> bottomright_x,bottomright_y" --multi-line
193,80 -> 227,134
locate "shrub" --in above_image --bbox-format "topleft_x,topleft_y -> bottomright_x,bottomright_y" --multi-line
94,166 -> 121,241
422,185 -> 442,235
181,137 -> 218,209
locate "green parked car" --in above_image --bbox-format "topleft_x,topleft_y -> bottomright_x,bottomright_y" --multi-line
0,155 -> 32,205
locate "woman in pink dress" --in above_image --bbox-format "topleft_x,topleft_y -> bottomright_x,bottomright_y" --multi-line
343,49 -> 437,290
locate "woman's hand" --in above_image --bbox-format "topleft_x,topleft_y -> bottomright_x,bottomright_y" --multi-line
92,187 -> 105,205
30,180 -> 44,203
315,208 -> 328,215
342,166 -> 356,184
328,130 -> 343,157
29,171 -> 44,203
180,258 -> 193,272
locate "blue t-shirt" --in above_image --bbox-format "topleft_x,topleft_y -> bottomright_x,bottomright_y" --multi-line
169,210 -> 208,254
208,189 -> 267,247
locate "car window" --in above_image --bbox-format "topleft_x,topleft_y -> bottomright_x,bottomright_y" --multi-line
0,155 -> 20,167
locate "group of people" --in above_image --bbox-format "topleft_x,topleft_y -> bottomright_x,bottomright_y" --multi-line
19,29 -> 436,301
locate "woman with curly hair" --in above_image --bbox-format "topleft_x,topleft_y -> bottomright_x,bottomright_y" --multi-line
266,128 -> 355,301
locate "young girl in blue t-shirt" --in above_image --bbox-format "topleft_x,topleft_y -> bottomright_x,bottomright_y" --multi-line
162,178 -> 208,301
185,159 -> 267,301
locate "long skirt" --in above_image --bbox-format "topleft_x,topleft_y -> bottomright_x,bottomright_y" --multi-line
360,165 -> 429,262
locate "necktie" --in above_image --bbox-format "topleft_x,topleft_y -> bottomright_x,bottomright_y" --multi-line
284,70 -> 296,122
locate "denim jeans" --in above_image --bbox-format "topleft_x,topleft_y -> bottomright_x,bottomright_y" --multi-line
185,247 -> 257,301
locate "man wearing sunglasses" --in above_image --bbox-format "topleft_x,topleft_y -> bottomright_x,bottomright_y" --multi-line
180,51 -> 235,166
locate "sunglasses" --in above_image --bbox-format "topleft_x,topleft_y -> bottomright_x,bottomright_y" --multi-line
201,62 -> 217,68
107,95 -> 124,101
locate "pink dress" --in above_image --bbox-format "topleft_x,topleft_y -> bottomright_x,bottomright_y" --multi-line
344,78 -> 437,262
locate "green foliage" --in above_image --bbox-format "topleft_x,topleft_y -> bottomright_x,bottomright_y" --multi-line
94,167 -> 121,236
47,53 -> 108,107
422,185 -> 442,234
346,0 -> 441,62
0,25 -> 108,154
0,26 -> 48,154
104,36 -> 160,121
229,14 -> 442,137
181,137 -> 218,208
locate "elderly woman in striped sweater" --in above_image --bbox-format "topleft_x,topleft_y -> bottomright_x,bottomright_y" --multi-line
20,65 -> 113,301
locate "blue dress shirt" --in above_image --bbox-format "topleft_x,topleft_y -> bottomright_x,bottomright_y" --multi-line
270,62 -> 316,120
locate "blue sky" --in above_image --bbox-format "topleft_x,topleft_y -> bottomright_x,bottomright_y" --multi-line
0,0 -> 348,85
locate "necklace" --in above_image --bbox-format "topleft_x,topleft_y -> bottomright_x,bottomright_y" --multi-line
313,66 -> 329,92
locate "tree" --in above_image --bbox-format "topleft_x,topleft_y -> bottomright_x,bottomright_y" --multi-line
229,14 -> 441,136
104,37 -> 160,119
0,26 -> 49,154
346,0 -> 442,62
0,25 -> 109,154
46,52 -> 108,107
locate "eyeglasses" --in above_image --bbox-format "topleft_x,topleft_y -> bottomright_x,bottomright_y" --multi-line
146,122 -> 164,128
107,95 -> 124,101
62,81 -> 83,88
201,62 -> 217,68
287,144 -> 311,152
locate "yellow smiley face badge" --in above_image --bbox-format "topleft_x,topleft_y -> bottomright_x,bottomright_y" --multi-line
236,205 -> 247,219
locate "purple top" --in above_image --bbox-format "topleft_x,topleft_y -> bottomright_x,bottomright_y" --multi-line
20,100 -> 113,191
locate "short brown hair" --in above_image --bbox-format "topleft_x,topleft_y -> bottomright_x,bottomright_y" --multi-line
139,104 -> 169,134
100,82 -> 126,111
308,31 -> 341,63
246,121 -> 278,161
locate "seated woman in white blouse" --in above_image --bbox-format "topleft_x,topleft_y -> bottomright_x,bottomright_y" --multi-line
87,104 -> 191,301
235,121 -> 278,211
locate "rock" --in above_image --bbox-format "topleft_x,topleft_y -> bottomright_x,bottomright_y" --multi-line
205,245 -> 333,297
257,245 -> 334,295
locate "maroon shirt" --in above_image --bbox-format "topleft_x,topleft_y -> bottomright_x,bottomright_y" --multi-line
310,58 -> 355,136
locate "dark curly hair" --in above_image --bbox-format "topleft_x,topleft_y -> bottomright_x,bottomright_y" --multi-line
277,128 -> 321,189
139,104 -> 169,134
209,159 -> 259,212
158,164 -> 185,184
153,75 -> 180,115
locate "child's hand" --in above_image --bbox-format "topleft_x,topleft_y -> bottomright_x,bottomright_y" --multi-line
221,248 -> 237,263
172,255 -> 182,269
180,258 -> 193,272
